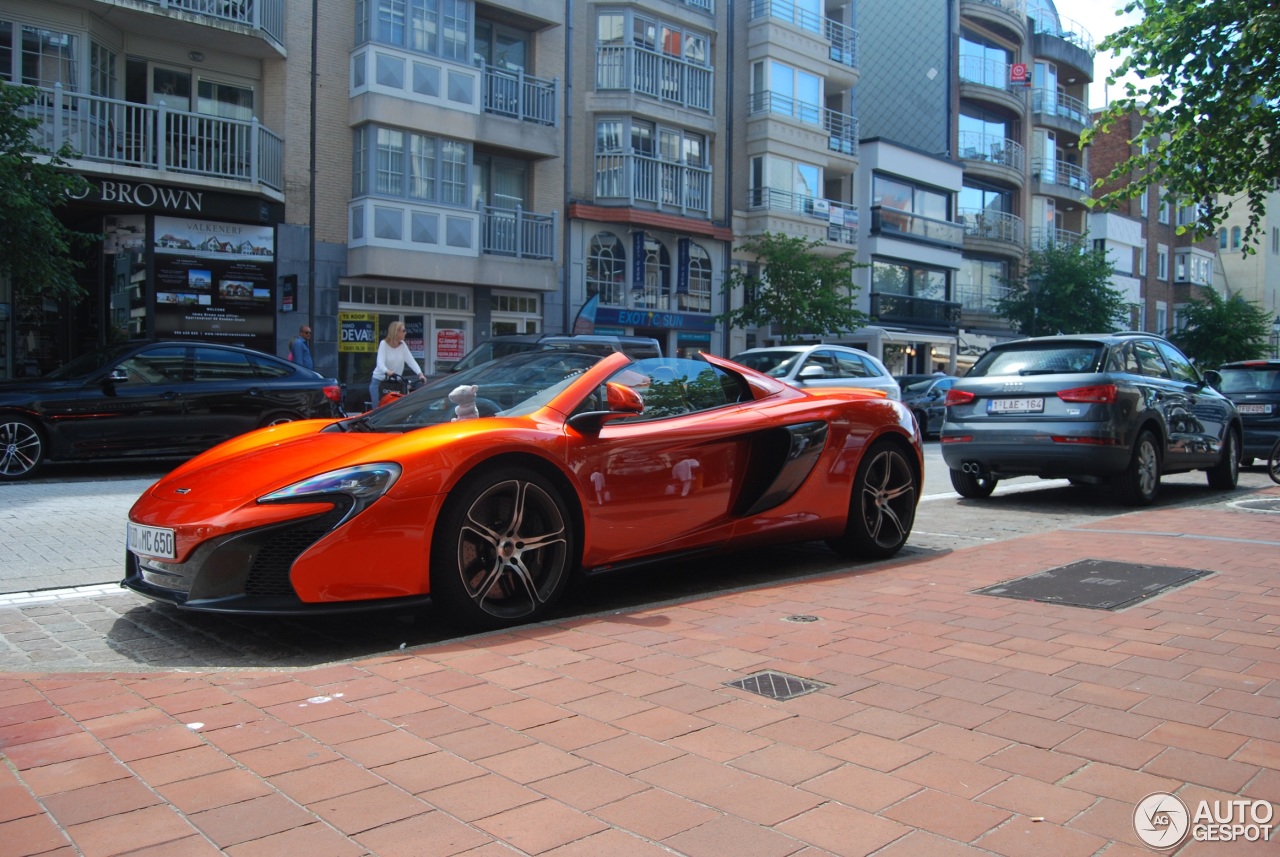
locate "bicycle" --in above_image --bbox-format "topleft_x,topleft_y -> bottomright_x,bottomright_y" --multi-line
1269,435 -> 1280,485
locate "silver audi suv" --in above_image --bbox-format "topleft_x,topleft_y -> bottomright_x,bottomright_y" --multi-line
940,333 -> 1241,505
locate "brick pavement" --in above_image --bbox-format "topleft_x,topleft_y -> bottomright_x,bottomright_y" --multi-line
2,489 -> 1279,856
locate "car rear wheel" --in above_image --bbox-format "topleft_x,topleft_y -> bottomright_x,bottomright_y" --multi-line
949,467 -> 997,499
827,440 -> 918,560
431,466 -> 575,629
1206,429 -> 1240,490
0,416 -> 46,480
1115,430 -> 1160,506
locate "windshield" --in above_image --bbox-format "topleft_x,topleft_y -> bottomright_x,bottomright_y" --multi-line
352,351 -> 604,432
969,344 -> 1105,377
45,344 -> 139,380
732,350 -> 798,377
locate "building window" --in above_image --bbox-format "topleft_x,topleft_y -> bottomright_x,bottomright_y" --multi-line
678,241 -> 713,313
595,9 -> 712,109
360,0 -> 472,61
1219,228 -> 1228,249
1157,245 -> 1169,280
873,174 -> 949,228
356,125 -> 470,206
1139,188 -> 1148,218
1232,226 -> 1242,249
751,60 -> 822,126
1157,197 -> 1170,224
0,24 -> 79,87
1273,226 -> 1279,255
1138,247 -> 1147,277
586,231 -> 627,306
872,259 -> 948,301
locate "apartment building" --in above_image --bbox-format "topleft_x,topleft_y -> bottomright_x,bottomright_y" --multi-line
856,0 -> 1095,372
1215,187 -> 1280,353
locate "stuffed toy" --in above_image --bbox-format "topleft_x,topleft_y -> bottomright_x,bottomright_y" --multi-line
449,384 -> 479,420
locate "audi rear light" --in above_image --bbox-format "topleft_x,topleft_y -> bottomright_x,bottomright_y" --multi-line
1057,384 -> 1117,404
945,389 -> 976,406
323,385 -> 343,403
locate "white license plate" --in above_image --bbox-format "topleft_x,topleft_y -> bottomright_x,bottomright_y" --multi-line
1237,404 -> 1270,415
988,397 -> 1044,414
127,523 -> 176,560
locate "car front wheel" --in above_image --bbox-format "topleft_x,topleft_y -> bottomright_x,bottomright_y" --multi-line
0,416 -> 46,480
1206,429 -> 1240,490
949,467 -> 997,499
1115,429 -> 1160,506
430,466 -> 575,629
827,440 -> 919,560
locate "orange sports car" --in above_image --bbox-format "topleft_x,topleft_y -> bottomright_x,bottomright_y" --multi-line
123,350 -> 923,629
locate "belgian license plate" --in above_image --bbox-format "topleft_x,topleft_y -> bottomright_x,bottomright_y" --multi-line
1237,404 -> 1269,414
988,397 -> 1044,414
127,523 -> 176,560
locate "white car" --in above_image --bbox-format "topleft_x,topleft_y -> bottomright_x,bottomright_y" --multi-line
731,344 -> 902,400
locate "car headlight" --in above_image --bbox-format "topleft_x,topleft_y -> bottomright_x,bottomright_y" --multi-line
259,463 -> 402,519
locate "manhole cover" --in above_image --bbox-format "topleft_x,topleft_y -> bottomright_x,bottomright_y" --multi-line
783,614 -> 820,623
1232,498 -> 1280,514
724,670 -> 829,701
973,559 -> 1212,611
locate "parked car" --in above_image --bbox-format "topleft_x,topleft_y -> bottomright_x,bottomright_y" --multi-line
122,349 -> 922,629
900,375 -> 958,437
732,344 -> 901,400
443,333 -> 662,376
1215,358 -> 1280,465
893,373 -> 946,391
941,333 -> 1241,505
0,340 -> 343,480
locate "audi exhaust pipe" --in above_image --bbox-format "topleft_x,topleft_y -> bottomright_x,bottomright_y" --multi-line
962,462 -> 982,474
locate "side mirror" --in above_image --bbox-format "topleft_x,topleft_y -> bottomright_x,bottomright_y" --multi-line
1202,369 -> 1222,391
798,365 -> 825,380
568,382 -> 645,432
106,368 -> 129,384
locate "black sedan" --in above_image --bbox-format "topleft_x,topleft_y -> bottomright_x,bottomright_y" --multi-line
0,340 -> 342,480
900,375 -> 957,437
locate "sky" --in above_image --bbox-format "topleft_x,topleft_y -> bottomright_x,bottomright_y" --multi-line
1063,0 -> 1145,108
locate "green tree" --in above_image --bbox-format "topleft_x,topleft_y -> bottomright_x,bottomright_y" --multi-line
995,241 -> 1127,336
719,232 -> 865,343
1169,289 -> 1273,367
0,84 -> 95,301
1086,1 -> 1279,250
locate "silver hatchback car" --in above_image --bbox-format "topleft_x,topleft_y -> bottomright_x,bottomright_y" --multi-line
731,344 -> 901,400
940,333 -> 1241,505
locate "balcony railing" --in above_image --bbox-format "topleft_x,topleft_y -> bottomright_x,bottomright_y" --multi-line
957,131 -> 1025,172
1032,157 -> 1092,194
965,0 -> 1028,18
1031,89 -> 1091,128
955,281 -> 1012,312
1029,226 -> 1083,250
747,0 -> 860,70
142,0 -> 284,46
958,55 -> 1023,95
482,65 -> 557,126
870,207 -> 964,247
595,151 -> 712,217
595,45 -> 713,112
479,205 -> 556,260
958,208 -> 1025,245
748,91 -> 859,157
18,83 -> 283,191
871,292 -> 962,328
748,187 -> 858,245
1031,13 -> 1095,53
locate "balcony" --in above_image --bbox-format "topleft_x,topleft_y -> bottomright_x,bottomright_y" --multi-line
956,281 -> 1012,313
595,45 -> 713,112
19,83 -> 283,193
871,292 -> 962,329
958,208 -> 1026,256
748,91 -> 859,158
958,131 -> 1025,187
480,205 -> 556,260
140,0 -> 284,51
1031,157 -> 1092,198
482,66 -> 558,126
958,56 -> 1027,115
1029,226 -> 1084,250
747,0 -> 860,72
959,0 -> 1027,41
1031,14 -> 1095,81
870,207 -> 964,248
1032,89 -> 1091,135
595,151 -> 712,218
748,187 -> 858,246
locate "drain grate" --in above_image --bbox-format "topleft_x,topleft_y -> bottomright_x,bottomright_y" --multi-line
973,559 -> 1212,611
724,670 -> 829,701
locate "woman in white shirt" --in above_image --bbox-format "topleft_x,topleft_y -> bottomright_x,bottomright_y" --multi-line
369,320 -> 426,408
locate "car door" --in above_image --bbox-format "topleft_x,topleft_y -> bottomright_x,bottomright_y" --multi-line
570,358 -> 753,566
64,344 -> 192,456
1130,339 -> 1202,470
183,346 -> 305,444
1156,340 -> 1232,465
